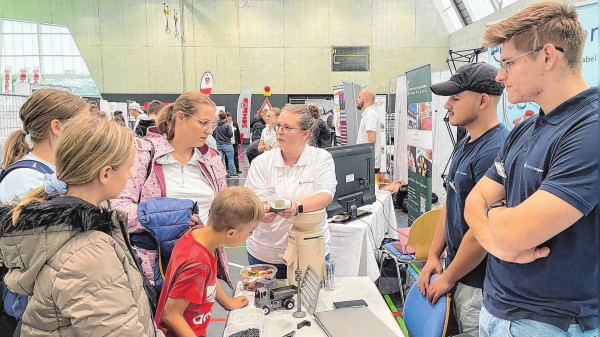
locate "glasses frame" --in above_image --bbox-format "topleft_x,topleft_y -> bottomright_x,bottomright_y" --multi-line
273,122 -> 303,134
499,45 -> 564,73
186,113 -> 218,129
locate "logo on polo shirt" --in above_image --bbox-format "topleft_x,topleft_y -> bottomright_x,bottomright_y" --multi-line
523,162 -> 544,173
299,180 -> 314,185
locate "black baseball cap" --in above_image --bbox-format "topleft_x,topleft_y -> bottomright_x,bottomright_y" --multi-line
430,62 -> 504,96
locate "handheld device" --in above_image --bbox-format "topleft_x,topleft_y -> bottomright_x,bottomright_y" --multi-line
333,299 -> 368,309
270,199 -> 292,213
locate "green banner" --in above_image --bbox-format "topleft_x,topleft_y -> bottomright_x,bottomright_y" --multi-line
406,64 -> 432,103
406,64 -> 432,226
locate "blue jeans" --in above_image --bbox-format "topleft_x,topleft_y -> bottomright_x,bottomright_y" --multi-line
479,305 -> 598,337
247,252 -> 330,280
217,144 -> 235,174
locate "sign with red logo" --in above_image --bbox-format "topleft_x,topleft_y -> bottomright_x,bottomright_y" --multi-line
237,87 -> 252,136
4,67 -> 12,94
33,67 -> 40,84
19,69 -> 27,83
200,71 -> 214,96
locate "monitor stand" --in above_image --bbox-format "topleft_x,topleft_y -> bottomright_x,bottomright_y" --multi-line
330,207 -> 372,223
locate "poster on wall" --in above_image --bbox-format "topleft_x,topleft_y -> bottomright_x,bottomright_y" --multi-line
488,2 -> 597,131
333,85 -> 347,145
406,64 -> 433,226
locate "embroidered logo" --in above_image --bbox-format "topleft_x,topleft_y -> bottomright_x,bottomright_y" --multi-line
523,162 -> 544,173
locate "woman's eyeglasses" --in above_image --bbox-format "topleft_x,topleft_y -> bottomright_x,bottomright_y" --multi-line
273,122 -> 302,134
186,114 -> 218,129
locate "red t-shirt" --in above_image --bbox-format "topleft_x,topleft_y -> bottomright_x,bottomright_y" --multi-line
155,226 -> 218,337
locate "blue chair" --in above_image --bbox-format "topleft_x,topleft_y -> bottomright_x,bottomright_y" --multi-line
403,274 -> 450,337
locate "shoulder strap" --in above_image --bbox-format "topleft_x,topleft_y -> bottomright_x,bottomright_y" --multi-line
0,160 -> 53,183
138,140 -> 156,201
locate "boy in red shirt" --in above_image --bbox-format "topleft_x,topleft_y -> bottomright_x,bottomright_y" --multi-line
155,186 -> 265,337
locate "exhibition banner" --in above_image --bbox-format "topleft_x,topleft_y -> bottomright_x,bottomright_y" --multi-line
488,2 -> 597,131
333,85 -> 348,145
237,87 -> 252,136
406,64 -> 433,226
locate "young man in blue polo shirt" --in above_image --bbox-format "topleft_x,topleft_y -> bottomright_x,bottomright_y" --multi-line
464,2 -> 598,336
417,62 -> 508,336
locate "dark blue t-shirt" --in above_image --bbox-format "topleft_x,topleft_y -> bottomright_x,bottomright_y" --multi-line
445,124 -> 508,289
484,87 -> 598,332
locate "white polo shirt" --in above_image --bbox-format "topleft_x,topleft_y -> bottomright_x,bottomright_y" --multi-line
245,145 -> 337,263
260,125 -> 278,148
356,106 -> 381,169
156,148 -> 214,224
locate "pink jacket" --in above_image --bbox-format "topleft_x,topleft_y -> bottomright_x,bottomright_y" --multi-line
111,127 -> 232,287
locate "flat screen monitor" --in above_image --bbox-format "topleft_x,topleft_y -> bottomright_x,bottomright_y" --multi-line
325,143 -> 376,218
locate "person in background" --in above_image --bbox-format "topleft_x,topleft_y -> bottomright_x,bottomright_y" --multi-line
0,116 -> 162,336
129,102 -> 148,132
113,112 -> 127,128
213,111 -> 237,177
308,105 -> 332,148
96,110 -> 108,119
226,112 -> 242,175
245,105 -> 337,279
111,92 -> 234,299
355,89 -> 381,173
258,107 -> 280,153
1,89 -> 88,203
417,62 -> 508,336
155,187 -> 262,337
147,100 -> 164,121
465,2 -> 597,336
136,100 -> 164,137
89,104 -> 99,116
250,110 -> 267,143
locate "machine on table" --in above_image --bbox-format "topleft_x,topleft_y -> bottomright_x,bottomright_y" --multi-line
283,209 -> 326,286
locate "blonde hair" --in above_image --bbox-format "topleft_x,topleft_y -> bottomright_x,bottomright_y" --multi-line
282,105 -> 317,142
146,100 -> 164,118
11,116 -> 134,222
96,111 -> 108,119
482,2 -> 585,68
308,105 -> 321,120
2,89 -> 87,168
269,107 -> 281,118
208,186 -> 264,232
156,92 -> 216,140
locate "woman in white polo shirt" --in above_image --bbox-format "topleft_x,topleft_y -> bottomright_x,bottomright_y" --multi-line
245,105 -> 337,279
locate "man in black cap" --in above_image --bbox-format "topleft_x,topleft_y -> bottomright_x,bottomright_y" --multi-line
416,62 -> 508,336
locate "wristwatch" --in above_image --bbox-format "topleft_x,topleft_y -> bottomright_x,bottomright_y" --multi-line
295,201 -> 304,215
487,201 -> 507,215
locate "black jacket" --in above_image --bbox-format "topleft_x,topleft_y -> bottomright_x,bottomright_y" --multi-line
213,120 -> 233,145
232,121 -> 241,147
311,119 -> 332,148
250,118 -> 266,142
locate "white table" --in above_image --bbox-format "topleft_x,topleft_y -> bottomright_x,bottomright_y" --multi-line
227,276 -> 405,337
328,190 -> 398,280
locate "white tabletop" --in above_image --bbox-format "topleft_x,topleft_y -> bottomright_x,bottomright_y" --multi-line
329,190 -> 399,280
227,276 -> 405,337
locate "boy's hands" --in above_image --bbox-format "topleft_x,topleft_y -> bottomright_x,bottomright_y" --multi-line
261,203 -> 277,223
224,295 -> 249,310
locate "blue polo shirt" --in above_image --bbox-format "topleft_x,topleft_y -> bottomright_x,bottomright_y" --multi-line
445,123 -> 508,288
484,87 -> 598,332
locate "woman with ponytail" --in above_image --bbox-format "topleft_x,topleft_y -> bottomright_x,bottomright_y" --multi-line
0,89 -> 87,203
111,92 -> 238,308
244,105 -> 337,278
0,116 -> 162,336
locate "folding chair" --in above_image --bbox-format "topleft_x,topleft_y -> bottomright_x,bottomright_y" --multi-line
404,274 -> 450,337
380,208 -> 441,306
